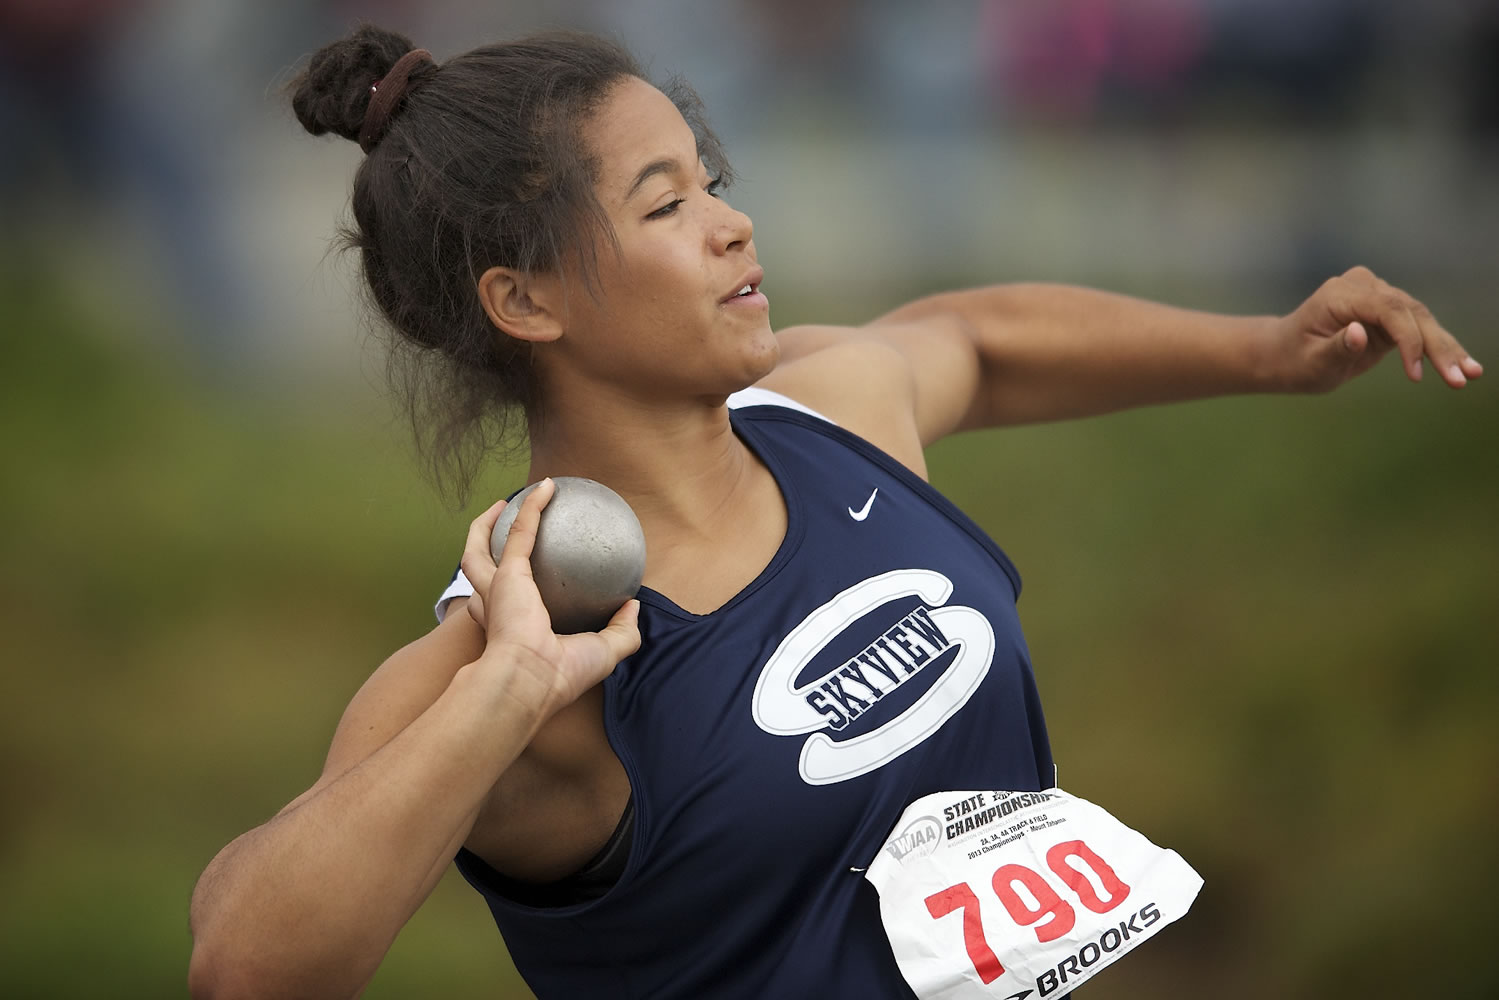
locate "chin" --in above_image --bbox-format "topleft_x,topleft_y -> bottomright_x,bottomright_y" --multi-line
699,317 -> 779,394
742,329 -> 781,383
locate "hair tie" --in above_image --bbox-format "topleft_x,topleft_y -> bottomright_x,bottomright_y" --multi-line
359,48 -> 434,153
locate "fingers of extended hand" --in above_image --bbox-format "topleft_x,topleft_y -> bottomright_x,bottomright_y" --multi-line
1410,302 -> 1483,387
1400,298 -> 1480,387
1351,271 -> 1423,380
1337,268 -> 1480,387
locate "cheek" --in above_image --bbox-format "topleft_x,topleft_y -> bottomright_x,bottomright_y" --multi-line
562,261 -> 689,360
617,243 -> 710,318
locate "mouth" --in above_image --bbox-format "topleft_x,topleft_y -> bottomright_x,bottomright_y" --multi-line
721,266 -> 766,304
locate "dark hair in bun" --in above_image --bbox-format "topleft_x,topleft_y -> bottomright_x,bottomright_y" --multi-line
288,25 -> 732,502
290,24 -> 429,144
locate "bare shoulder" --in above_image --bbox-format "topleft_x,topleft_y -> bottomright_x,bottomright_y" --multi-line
755,318 -> 980,476
756,324 -> 924,472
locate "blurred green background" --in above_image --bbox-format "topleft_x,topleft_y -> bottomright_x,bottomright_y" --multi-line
3,2 -> 1496,998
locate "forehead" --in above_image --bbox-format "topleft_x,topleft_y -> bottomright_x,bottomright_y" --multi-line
586,77 -> 698,201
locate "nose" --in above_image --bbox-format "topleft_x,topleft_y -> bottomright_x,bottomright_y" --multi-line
709,200 -> 754,256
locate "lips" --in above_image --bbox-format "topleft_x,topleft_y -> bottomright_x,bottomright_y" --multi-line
721,266 -> 765,303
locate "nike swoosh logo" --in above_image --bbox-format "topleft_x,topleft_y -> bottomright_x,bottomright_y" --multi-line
1003,992 -> 1034,1000
848,488 -> 878,521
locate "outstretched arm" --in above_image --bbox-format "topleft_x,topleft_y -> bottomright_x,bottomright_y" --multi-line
861,267 -> 1482,444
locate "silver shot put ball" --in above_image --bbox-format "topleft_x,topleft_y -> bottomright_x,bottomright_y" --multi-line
489,477 -> 647,634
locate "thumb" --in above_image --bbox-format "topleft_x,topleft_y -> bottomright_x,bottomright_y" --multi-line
465,590 -> 488,631
595,599 -> 643,663
1339,321 -> 1368,355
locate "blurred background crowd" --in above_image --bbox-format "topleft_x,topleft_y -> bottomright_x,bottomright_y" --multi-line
2,2 -> 1495,998
4,0 -> 1497,365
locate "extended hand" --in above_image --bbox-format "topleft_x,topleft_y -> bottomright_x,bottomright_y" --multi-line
1271,266 -> 1482,393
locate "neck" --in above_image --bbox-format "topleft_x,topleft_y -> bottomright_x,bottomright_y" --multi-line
525,384 -> 762,545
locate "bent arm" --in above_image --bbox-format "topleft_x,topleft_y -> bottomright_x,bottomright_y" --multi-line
187,630 -> 549,1000
188,484 -> 641,1000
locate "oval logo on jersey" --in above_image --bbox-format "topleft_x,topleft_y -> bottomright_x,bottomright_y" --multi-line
751,569 -> 995,785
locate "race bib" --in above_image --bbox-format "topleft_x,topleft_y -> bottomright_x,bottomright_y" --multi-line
865,788 -> 1202,999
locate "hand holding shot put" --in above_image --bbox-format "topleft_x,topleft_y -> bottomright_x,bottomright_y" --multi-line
461,478 -> 642,721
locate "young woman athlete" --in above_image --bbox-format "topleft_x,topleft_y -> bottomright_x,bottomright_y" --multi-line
187,26 -> 1481,1000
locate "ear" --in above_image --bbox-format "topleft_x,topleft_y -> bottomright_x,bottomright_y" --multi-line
476,266 -> 564,343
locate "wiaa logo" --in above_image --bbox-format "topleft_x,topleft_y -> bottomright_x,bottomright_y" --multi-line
883,814 -> 941,863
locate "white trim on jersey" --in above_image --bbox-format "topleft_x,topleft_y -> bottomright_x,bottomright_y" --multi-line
725,386 -> 835,423
435,573 -> 475,624
433,387 -> 833,623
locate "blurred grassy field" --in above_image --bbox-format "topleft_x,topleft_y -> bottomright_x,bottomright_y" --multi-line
1,278 -> 1495,999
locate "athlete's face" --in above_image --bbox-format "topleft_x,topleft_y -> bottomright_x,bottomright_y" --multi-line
545,77 -> 776,399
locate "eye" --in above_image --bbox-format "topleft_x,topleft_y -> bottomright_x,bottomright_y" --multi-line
645,175 -> 727,221
646,198 -> 684,220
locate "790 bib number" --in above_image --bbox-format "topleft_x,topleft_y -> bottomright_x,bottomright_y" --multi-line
926,839 -> 1162,994
867,789 -> 1202,999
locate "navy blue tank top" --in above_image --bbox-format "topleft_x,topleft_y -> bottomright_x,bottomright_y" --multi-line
454,395 -> 1054,998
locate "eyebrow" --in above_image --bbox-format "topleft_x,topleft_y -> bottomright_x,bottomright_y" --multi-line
623,157 -> 683,202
